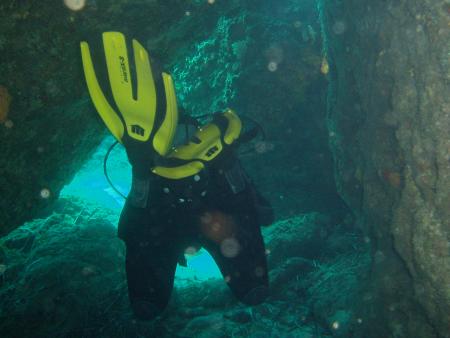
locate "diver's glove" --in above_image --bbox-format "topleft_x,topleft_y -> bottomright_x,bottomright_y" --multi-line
80,32 -> 178,179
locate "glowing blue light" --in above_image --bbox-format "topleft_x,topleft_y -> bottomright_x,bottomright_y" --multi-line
175,248 -> 223,286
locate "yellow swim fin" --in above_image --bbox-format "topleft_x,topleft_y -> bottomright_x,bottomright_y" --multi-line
80,32 -> 178,157
152,109 -> 242,179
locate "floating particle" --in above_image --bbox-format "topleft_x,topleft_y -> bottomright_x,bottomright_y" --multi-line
320,57 -> 330,75
265,249 -> 271,255
81,266 -> 96,276
357,318 -> 363,324
0,264 -> 6,274
185,246 -> 198,255
37,146 -> 45,153
255,266 -> 264,277
200,210 -> 236,242
207,0 -> 215,4
211,222 -> 221,232
194,174 -> 201,182
220,238 -> 240,258
383,170 -> 402,188
40,188 -> 51,199
256,141 -> 274,152
332,321 -> 340,330
185,11 -> 191,16
0,85 -> 12,123
267,62 -> 278,72
4,119 -> 14,128
332,20 -> 347,35
224,275 -> 231,283
163,187 -> 170,193
293,20 -> 302,28
64,0 -> 86,11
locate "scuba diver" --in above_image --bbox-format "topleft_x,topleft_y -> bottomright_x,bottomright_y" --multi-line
80,32 -> 274,320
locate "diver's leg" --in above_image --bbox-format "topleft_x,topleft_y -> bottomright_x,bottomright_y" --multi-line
199,208 -> 269,305
125,238 -> 179,320
119,203 -> 179,320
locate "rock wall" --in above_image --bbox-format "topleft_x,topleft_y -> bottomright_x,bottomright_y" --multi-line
319,0 -> 450,336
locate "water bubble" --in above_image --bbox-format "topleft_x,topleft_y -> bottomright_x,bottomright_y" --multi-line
267,62 -> 278,72
194,175 -> 201,182
220,238 -> 240,258
332,20 -> 347,35
255,141 -> 274,153
211,222 -> 221,232
4,120 -> 14,128
40,188 -> 51,199
64,0 -> 86,11
81,266 -> 95,276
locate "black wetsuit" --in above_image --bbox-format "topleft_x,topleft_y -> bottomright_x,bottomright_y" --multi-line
118,153 -> 273,320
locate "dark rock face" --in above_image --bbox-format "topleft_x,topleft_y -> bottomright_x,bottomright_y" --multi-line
319,0 -> 450,336
0,198 -> 367,337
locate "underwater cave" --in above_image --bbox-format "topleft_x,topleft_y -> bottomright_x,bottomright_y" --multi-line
0,0 -> 448,337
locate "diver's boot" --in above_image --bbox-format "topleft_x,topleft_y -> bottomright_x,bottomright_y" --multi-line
130,300 -> 161,321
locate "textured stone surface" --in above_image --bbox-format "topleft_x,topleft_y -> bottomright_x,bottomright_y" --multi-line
0,197 -> 366,337
319,0 -> 450,336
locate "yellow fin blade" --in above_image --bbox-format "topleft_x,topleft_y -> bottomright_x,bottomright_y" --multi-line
152,161 -> 205,179
153,73 -> 179,156
80,41 -> 124,142
103,32 -> 156,142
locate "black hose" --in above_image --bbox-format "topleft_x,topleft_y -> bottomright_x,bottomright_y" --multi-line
103,140 -> 127,200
